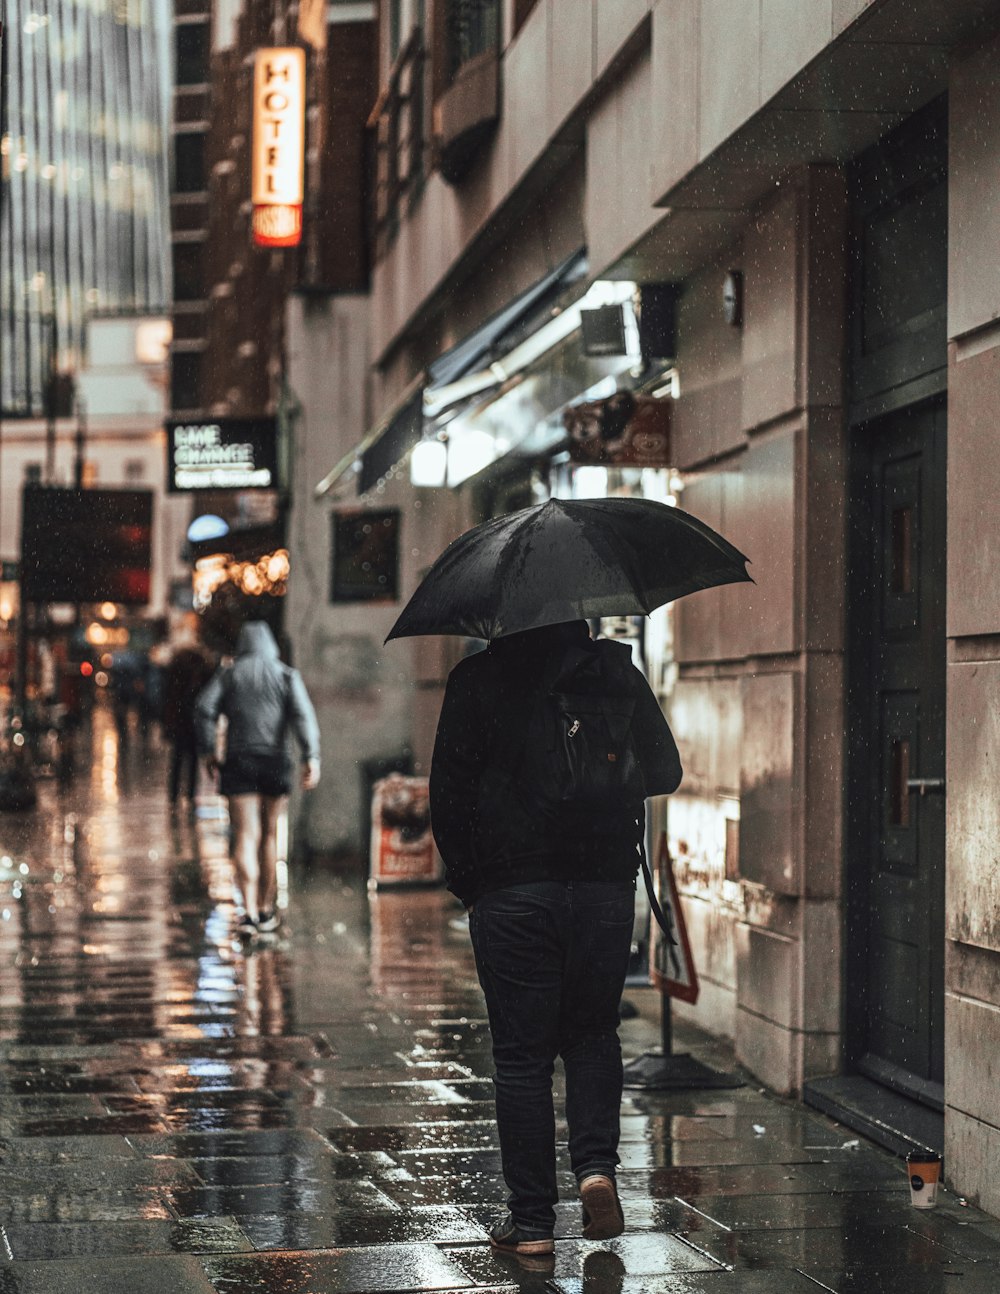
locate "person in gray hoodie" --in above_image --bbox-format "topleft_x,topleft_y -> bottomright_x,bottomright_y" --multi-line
196,621 -> 320,936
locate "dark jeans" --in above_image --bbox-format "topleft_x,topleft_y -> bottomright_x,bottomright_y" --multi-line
169,732 -> 199,803
469,880 -> 635,1237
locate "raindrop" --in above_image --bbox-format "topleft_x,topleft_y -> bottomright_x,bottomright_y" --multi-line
18,862 -> 29,875
149,850 -> 159,861
1,910 -> 9,921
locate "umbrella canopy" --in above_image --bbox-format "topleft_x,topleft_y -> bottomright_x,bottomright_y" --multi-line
386,497 -> 752,643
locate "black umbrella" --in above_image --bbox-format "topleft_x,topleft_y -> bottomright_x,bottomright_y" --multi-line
386,497 -> 752,643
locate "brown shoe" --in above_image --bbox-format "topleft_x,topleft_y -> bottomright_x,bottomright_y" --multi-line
580,1173 -> 625,1240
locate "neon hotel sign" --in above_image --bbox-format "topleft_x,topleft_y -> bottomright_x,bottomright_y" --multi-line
251,47 -> 305,248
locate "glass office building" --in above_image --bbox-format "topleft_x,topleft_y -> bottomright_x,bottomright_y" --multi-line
0,0 -> 171,414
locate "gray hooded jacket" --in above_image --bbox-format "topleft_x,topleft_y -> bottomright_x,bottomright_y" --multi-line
195,622 -> 320,763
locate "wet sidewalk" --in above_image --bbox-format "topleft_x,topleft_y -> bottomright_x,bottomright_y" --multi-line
2,710 -> 1000,1294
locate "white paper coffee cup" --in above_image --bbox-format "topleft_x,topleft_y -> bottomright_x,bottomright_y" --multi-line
906,1150 -> 942,1208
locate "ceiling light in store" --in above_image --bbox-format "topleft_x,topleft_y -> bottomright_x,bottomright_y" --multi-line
410,439 -> 448,488
446,430 -> 497,486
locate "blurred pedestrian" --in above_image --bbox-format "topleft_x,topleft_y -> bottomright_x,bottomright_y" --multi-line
163,642 -> 213,807
109,649 -> 144,741
196,621 -> 320,937
430,619 -> 681,1259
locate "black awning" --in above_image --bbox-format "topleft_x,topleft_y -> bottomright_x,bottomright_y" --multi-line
359,385 -> 424,494
314,372 -> 425,499
427,248 -> 587,390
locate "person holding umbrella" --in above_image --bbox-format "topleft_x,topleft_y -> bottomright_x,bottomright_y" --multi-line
387,496 -> 751,1259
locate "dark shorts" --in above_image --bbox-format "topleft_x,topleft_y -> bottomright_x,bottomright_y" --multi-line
220,749 -> 291,798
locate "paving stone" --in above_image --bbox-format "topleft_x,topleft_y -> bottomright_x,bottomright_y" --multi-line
801,1268 -> 1000,1293
670,1190 -> 927,1232
550,1272 -> 821,1294
680,1221 -> 966,1270
0,1134 -> 136,1162
445,1235 -> 723,1287
3,1159 -> 201,1191
1,1218 -> 253,1259
237,1206 -> 487,1250
165,1178 -> 400,1218
326,1122 -> 498,1154
0,1189 -> 174,1224
201,1243 -> 474,1291
128,1129 -> 334,1160
0,1255 -> 217,1293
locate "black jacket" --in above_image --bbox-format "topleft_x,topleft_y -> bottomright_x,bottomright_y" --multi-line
430,621 -> 682,907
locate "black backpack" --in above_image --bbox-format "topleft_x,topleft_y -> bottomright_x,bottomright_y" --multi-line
490,637 -> 676,943
518,639 -> 645,831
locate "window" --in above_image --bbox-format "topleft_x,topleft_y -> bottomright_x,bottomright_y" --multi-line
445,0 -> 499,77
173,243 -> 206,301
370,30 -> 425,252
389,0 -> 403,58
174,132 -> 207,193
170,351 -> 203,411
330,510 -> 400,602
175,23 -> 209,85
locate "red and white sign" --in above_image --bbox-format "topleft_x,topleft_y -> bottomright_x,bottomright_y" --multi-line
251,47 -> 305,248
649,832 -> 699,1004
369,774 -> 443,889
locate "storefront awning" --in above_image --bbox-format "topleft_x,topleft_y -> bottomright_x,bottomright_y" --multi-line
427,248 -> 587,390
313,372 -> 425,499
314,251 -> 588,499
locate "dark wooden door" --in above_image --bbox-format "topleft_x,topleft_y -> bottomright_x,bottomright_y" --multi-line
850,399 -> 946,1095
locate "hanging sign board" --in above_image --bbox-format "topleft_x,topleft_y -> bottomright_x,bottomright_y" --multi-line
166,418 -> 278,492
564,393 -> 671,467
649,832 -> 699,1004
251,47 -> 305,248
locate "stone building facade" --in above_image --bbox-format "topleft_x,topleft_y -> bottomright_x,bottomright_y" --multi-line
290,0 -> 1000,1216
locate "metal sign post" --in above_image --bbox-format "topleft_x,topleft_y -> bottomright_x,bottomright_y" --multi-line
623,833 -> 743,1090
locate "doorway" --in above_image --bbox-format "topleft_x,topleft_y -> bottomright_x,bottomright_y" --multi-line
847,398 -> 946,1104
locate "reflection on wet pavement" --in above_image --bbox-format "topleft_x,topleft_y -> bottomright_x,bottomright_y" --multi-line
1,711 -> 1000,1292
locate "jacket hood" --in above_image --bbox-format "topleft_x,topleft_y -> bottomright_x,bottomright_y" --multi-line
489,619 -> 590,657
235,621 -> 280,660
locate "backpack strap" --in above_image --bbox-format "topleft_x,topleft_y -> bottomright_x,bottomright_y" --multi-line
637,829 -> 678,946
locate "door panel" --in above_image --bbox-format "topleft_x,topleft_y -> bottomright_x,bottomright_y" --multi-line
851,400 -> 946,1093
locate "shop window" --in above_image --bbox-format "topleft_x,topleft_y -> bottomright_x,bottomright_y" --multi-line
175,22 -> 209,85
174,132 -> 207,193
170,351 -> 202,411
173,242 -> 205,301
330,509 -> 400,603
